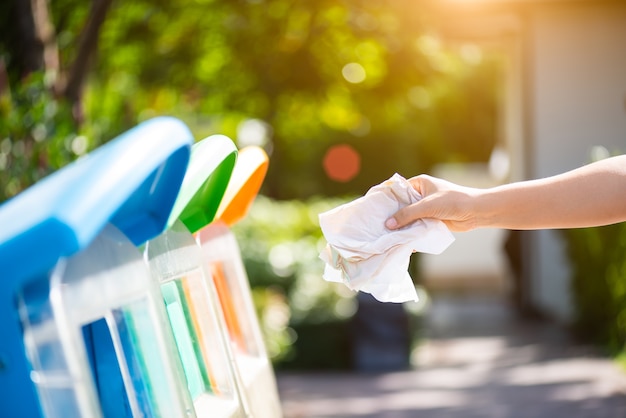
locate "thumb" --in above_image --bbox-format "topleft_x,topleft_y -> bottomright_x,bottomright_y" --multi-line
385,201 -> 429,230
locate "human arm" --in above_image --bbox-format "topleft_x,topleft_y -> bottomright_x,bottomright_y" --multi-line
385,155 -> 626,232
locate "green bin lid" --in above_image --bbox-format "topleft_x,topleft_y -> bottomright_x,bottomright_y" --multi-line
168,135 -> 237,233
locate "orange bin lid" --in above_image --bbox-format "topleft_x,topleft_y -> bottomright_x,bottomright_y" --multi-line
214,146 -> 269,227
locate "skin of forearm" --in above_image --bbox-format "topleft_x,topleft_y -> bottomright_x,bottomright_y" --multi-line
474,155 -> 626,230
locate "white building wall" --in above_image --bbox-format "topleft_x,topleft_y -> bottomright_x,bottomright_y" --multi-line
528,2 -> 626,321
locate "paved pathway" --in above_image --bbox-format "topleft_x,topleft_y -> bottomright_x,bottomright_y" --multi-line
276,294 -> 626,417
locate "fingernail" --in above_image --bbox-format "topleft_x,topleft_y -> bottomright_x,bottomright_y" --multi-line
385,218 -> 397,229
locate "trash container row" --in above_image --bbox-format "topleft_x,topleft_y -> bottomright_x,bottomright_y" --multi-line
0,117 -> 282,418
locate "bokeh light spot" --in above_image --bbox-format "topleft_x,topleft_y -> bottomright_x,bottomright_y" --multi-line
237,118 -> 272,147
460,43 -> 483,65
342,62 -> 366,84
323,144 -> 361,182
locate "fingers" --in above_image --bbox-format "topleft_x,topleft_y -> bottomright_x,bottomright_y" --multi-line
408,174 -> 442,197
385,175 -> 438,230
386,174 -> 474,230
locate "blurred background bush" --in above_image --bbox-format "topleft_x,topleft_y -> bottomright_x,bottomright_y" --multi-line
564,218 -> 626,362
0,0 -> 501,201
233,194 -> 425,369
232,195 -> 357,368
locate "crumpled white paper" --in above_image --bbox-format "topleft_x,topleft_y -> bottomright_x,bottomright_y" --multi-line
318,173 -> 455,303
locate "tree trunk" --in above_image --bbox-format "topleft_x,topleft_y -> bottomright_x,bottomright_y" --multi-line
5,0 -> 113,123
9,0 -> 45,78
62,0 -> 113,121
30,0 -> 60,83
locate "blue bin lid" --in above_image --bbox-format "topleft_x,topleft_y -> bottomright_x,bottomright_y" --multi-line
0,116 -> 193,290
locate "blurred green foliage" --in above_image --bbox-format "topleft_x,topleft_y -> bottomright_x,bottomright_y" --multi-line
0,73 -> 79,199
564,224 -> 626,354
1,0 -> 501,204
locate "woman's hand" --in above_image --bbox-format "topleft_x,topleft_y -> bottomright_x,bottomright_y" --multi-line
385,175 -> 480,232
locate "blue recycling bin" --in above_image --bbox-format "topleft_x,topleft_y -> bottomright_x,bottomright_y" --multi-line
0,117 -> 193,418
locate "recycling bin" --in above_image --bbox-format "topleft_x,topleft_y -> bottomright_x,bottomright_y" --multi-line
0,117 -> 194,418
196,145 -> 283,418
144,135 -> 248,418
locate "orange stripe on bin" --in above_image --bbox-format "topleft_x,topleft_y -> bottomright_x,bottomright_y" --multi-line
210,262 -> 246,352
181,278 -> 220,395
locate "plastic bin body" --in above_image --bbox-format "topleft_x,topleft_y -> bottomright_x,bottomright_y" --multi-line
144,220 -> 247,418
20,224 -> 195,418
196,222 -> 282,418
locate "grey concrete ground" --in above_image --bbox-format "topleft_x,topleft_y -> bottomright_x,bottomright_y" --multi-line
276,294 -> 626,417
